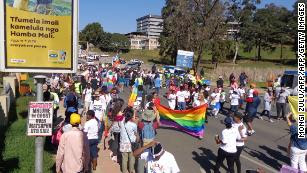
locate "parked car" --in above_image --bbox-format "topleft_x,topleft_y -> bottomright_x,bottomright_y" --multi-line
281,70 -> 307,96
125,62 -> 141,69
130,59 -> 144,64
86,59 -> 95,66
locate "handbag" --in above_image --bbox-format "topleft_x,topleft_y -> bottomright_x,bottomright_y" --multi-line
123,123 -> 139,152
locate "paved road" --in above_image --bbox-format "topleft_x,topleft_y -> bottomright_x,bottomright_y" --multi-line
118,86 -> 290,173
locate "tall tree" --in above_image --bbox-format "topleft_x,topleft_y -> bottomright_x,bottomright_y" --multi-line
240,5 -> 281,61
160,0 -> 226,70
290,0 -> 307,60
225,0 -> 260,63
105,33 -> 130,52
79,22 -> 106,47
267,4 -> 292,61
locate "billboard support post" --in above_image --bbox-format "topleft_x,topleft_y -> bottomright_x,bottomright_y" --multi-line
34,75 -> 46,173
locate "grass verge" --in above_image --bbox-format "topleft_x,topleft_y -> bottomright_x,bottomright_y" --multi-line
0,96 -> 54,173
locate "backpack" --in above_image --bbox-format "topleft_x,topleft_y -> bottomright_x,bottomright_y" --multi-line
141,121 -> 156,140
64,92 -> 77,108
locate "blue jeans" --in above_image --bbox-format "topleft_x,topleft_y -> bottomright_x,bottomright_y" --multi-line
178,102 -> 186,110
89,139 -> 99,159
230,105 -> 239,112
124,78 -> 130,87
155,87 -> 160,94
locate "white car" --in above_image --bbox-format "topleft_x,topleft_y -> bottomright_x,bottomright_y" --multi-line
87,56 -> 95,60
130,59 -> 144,64
86,59 -> 95,66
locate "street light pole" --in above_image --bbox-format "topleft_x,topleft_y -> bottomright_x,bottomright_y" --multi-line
34,75 -> 46,173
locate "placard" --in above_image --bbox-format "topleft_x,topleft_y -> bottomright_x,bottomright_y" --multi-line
176,50 -> 194,68
0,0 -> 78,73
27,102 -> 53,136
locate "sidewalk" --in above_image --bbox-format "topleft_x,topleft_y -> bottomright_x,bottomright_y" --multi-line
93,137 -> 120,173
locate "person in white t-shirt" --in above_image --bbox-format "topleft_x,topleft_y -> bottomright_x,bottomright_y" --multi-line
176,86 -> 186,110
237,85 -> 246,109
82,83 -> 93,115
89,92 -> 104,141
90,92 -> 104,121
229,90 -> 240,113
134,141 -> 180,173
99,92 -> 108,121
83,110 -> 99,170
232,112 -> 247,173
210,88 -> 221,118
184,89 -> 191,105
214,117 -> 241,173
168,90 -> 177,110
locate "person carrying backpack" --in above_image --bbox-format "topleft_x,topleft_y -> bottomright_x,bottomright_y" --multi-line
138,102 -> 159,146
64,85 -> 78,110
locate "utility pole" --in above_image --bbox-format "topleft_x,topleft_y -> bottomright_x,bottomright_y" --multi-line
34,75 -> 46,173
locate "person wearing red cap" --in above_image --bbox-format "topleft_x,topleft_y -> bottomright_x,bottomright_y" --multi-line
244,90 -> 261,136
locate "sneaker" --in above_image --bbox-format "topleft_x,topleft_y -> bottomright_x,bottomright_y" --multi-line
269,119 -> 274,123
250,130 -> 255,135
259,116 -> 263,120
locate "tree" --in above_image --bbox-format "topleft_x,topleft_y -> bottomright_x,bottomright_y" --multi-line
107,33 -> 130,52
79,22 -> 107,47
267,4 -> 292,61
160,0 -> 226,71
240,5 -> 281,61
225,0 -> 260,63
290,0 -> 307,60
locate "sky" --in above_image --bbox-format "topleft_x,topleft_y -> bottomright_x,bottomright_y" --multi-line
80,0 -> 296,34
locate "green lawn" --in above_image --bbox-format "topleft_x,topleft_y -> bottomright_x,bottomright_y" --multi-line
107,43 -> 296,65
0,96 -> 54,173
238,44 -> 296,60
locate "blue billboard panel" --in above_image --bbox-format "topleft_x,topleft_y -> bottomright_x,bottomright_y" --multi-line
176,50 -> 194,68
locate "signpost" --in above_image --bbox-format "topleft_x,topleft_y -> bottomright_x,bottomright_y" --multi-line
176,50 -> 194,69
0,1 -> 79,173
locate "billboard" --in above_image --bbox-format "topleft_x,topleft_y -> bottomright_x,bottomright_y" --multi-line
0,0 -> 78,73
176,50 -> 194,68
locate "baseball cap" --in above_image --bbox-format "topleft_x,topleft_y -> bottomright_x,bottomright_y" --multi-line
70,113 -> 81,125
224,117 -> 233,125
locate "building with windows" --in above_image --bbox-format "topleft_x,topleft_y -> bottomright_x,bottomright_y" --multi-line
136,14 -> 163,39
125,32 -> 160,50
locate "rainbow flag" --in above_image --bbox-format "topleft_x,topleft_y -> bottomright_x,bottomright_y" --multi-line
155,103 -> 207,137
128,87 -> 138,107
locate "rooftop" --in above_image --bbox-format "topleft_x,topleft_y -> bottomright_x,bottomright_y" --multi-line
137,14 -> 162,21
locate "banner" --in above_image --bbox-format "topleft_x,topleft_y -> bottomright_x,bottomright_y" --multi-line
27,102 -> 53,136
288,96 -> 307,120
155,103 -> 207,138
0,0 -> 78,73
176,50 -> 194,68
